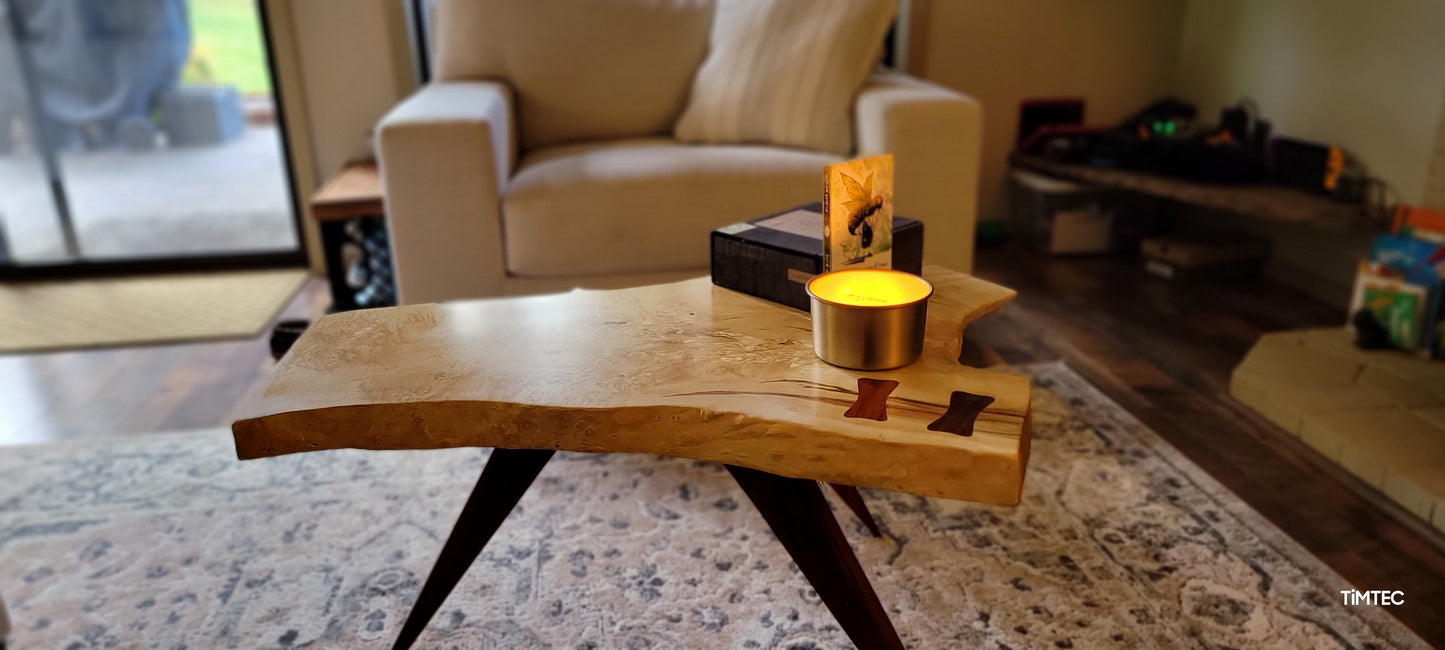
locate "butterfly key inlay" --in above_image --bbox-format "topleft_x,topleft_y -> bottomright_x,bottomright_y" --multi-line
843,378 -> 899,421
927,391 -> 996,437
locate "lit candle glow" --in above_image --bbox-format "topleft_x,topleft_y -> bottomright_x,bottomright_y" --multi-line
805,269 -> 934,370
807,269 -> 932,307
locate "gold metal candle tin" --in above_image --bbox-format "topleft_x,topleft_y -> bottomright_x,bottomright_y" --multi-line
805,269 -> 933,370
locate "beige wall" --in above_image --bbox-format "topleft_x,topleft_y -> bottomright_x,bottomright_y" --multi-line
917,0 -> 1445,216
266,0 -> 414,270
916,0 -> 1445,304
287,0 -> 414,180
1174,0 -> 1445,206
913,0 -> 1187,223
1420,86 -> 1445,210
1173,0 -> 1445,303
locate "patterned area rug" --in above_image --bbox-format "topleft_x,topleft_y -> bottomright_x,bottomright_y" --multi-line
0,363 -> 1424,648
0,269 -> 307,353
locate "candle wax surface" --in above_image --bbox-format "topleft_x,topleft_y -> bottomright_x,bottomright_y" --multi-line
808,270 -> 932,307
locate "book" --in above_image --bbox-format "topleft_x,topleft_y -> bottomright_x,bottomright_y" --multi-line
711,203 -> 924,311
1349,264 -> 1428,350
1391,204 -> 1445,239
823,154 -> 894,272
1369,233 -> 1444,354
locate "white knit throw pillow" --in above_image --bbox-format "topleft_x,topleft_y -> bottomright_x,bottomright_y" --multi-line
674,0 -> 898,154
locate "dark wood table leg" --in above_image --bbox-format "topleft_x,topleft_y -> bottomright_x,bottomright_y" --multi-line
827,483 -> 883,537
392,448 -> 555,650
728,466 -> 904,650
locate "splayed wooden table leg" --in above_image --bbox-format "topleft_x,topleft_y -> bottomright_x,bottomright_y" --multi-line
392,451 -> 900,650
730,466 -> 904,650
828,483 -> 883,537
392,448 -> 555,650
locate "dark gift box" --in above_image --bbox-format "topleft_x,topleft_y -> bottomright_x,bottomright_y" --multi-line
710,202 -> 924,311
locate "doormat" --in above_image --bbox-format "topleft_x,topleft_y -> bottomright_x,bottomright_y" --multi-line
0,269 -> 307,353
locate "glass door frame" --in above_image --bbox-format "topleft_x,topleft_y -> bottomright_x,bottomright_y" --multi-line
0,0 -> 307,280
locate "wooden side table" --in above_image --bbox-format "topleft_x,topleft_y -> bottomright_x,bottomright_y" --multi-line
1009,152 -> 1377,229
310,160 -> 397,311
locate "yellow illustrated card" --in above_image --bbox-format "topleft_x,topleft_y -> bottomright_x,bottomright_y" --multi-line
823,154 -> 893,272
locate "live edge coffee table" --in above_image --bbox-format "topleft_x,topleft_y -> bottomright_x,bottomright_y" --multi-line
232,265 -> 1032,650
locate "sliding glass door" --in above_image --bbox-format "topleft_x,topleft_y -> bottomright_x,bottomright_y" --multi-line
0,0 -> 301,272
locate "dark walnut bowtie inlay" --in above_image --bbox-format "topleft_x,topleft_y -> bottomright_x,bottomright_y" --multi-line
926,390 -> 997,437
843,378 -> 900,421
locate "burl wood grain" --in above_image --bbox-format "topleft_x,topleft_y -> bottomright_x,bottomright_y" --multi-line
232,266 -> 1031,505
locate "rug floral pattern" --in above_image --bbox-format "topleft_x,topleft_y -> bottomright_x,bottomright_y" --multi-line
0,363 -> 1424,649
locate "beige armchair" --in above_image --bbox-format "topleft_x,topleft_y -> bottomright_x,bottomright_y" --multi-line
378,0 -> 983,305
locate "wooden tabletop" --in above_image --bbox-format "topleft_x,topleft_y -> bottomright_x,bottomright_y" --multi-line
1011,153 -> 1377,229
232,267 -> 1032,505
310,160 -> 382,221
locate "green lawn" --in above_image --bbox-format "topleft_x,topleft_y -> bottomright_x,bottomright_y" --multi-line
182,0 -> 271,96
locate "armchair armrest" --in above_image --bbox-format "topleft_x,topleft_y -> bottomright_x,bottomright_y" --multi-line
855,71 -> 984,272
377,81 -> 517,304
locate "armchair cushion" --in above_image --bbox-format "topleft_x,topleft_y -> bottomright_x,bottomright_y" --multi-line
433,0 -> 713,151
673,0 -> 897,154
503,138 -> 839,277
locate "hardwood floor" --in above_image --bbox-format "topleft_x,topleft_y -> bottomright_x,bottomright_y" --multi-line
0,277 -> 330,445
969,244 -> 1445,647
2,256 -> 1442,645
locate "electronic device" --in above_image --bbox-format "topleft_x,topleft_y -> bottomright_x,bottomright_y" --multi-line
1269,137 -> 1347,196
1122,97 -> 1197,140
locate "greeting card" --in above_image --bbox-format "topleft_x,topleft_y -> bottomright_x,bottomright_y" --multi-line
823,154 -> 893,272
